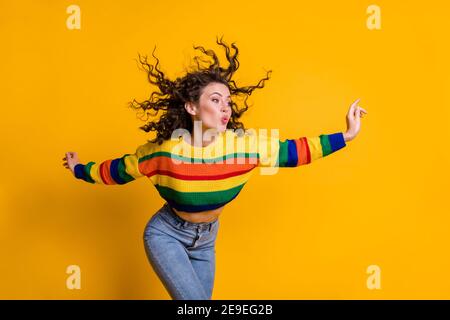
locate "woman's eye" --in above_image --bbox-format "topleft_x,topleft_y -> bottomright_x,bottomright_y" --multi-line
212,98 -> 232,106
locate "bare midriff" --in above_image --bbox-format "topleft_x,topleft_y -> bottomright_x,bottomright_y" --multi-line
171,205 -> 224,223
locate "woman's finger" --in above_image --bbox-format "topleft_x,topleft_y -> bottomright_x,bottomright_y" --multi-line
348,98 -> 360,116
352,98 -> 361,108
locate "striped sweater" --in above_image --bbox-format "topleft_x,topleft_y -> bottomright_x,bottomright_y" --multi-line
74,129 -> 346,212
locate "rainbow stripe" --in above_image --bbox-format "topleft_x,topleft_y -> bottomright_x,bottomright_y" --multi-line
74,129 -> 346,212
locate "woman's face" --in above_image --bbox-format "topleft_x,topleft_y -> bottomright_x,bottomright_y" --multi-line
185,82 -> 232,135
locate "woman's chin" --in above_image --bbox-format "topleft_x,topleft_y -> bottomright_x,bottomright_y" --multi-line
218,123 -> 228,131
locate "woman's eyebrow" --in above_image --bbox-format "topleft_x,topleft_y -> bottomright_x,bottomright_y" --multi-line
210,92 -> 230,98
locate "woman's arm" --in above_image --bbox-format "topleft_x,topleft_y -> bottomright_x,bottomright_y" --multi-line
257,98 -> 368,167
62,144 -> 149,185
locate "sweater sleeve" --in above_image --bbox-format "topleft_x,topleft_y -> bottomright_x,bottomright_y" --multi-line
73,142 -> 152,185
257,131 -> 347,167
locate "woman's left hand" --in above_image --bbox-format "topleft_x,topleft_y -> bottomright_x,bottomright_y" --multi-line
63,152 -> 80,176
343,98 -> 368,142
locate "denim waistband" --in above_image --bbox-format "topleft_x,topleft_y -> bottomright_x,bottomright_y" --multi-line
162,202 -> 217,231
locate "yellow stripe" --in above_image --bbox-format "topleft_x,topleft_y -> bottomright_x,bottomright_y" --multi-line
305,136 -> 323,161
153,170 -> 254,192
151,130 -> 260,160
88,163 -> 104,184
124,154 -> 143,178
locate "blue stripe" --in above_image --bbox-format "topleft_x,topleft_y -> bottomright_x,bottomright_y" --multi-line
110,158 -> 126,184
328,132 -> 346,151
75,163 -> 95,184
286,139 -> 298,167
74,164 -> 86,180
165,191 -> 241,213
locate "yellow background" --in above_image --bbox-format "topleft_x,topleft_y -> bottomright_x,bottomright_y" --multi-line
1,0 -> 450,299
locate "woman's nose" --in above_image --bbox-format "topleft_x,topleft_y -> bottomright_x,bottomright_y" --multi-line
221,104 -> 231,113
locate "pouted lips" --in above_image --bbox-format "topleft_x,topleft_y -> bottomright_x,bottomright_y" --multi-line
221,117 -> 229,124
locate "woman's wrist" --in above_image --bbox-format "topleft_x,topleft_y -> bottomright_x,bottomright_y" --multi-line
343,131 -> 353,142
71,162 -> 81,174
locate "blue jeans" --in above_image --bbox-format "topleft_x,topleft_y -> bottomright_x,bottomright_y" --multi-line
143,202 -> 220,300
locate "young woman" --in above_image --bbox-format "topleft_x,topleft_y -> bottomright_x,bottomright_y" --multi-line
62,36 -> 368,300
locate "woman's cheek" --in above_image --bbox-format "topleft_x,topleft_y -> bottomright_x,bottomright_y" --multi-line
203,107 -> 218,127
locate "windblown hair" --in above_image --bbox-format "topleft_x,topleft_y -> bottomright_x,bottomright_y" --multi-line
127,35 -> 272,145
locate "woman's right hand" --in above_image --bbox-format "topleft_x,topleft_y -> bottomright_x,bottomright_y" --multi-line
63,152 -> 80,175
343,98 -> 368,142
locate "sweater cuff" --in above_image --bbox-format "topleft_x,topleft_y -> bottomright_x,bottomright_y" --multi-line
74,163 -> 85,180
328,132 -> 346,151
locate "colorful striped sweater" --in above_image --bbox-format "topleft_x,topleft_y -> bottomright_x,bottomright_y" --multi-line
74,129 -> 346,212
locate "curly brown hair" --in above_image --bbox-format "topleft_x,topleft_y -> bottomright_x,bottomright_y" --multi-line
127,35 -> 272,145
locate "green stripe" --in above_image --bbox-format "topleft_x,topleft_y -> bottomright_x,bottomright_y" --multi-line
139,151 -> 170,162
155,183 -> 245,206
84,162 -> 96,184
139,151 -> 260,164
320,135 -> 332,156
277,140 -> 289,167
117,156 -> 135,183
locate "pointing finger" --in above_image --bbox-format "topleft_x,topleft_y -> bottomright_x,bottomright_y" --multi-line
348,98 -> 360,115
351,98 -> 361,108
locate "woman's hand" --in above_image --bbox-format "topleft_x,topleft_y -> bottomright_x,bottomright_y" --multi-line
63,152 -> 80,175
343,98 -> 368,142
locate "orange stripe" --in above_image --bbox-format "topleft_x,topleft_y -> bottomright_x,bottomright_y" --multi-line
139,155 -> 258,178
295,138 -> 310,165
100,160 -> 115,185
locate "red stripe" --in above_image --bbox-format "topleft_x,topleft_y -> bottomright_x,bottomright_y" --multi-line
100,160 -> 115,184
145,167 -> 255,181
295,137 -> 311,165
304,138 -> 311,163
139,155 -> 257,177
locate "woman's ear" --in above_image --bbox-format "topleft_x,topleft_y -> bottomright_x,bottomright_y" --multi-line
184,102 -> 197,116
